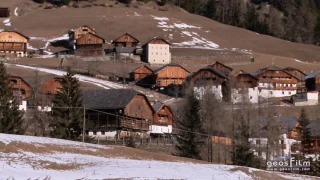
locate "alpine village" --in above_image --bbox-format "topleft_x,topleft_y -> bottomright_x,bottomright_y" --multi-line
1,0 -> 320,179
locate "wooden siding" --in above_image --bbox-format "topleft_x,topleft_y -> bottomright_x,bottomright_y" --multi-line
73,26 -> 95,40
155,66 -> 189,87
234,74 -> 258,88
113,33 -> 139,47
285,69 -> 305,81
41,78 -> 62,95
0,42 -> 26,51
130,66 -> 153,81
190,69 -> 226,86
75,44 -> 103,56
0,31 -> 28,43
153,105 -> 174,126
76,33 -> 104,45
125,95 -> 154,120
212,136 -> 232,145
256,70 -> 298,88
8,76 -> 32,99
210,62 -> 232,76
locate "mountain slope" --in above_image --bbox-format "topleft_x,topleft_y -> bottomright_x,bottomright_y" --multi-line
1,0 -> 320,63
0,133 -> 319,180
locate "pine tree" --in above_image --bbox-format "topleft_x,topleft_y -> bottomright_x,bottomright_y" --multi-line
175,91 -> 204,160
232,115 -> 258,168
0,62 -> 24,134
50,69 -> 83,140
296,108 -> 311,155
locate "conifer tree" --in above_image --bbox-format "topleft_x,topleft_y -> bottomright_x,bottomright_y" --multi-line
296,108 -> 311,154
0,62 -> 24,134
232,115 -> 258,168
175,91 -> 204,160
50,69 -> 83,140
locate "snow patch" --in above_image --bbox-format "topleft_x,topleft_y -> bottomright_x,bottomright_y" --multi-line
174,23 -> 200,29
134,12 -> 141,16
3,19 -> 11,26
14,7 -> 19,16
295,59 -> 308,64
151,15 -> 169,21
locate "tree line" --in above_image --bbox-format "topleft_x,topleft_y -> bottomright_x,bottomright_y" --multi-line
168,0 -> 320,46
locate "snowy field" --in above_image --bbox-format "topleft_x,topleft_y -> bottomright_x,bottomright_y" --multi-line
0,134 -> 318,180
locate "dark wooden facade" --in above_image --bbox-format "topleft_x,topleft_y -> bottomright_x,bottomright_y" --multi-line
8,76 -> 32,100
130,65 -> 153,81
149,63 -> 190,88
209,61 -> 233,76
0,8 -> 10,18
71,25 -> 96,40
306,73 -> 320,92
75,33 -> 105,56
0,30 -> 29,57
188,66 -> 227,87
254,67 -> 299,90
112,33 -> 139,47
152,102 -> 175,127
233,70 -> 258,88
84,89 -> 154,137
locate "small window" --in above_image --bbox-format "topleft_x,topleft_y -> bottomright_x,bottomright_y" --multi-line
289,92 -> 291,95
282,91 -> 284,95
250,96 -> 252,99
8,36 -> 12,38
270,91 -> 273,95
163,60 -> 164,62
93,131 -> 97,135
101,131 -> 105,135
156,53 -> 158,55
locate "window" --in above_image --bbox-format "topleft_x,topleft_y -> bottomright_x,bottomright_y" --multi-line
282,91 -> 284,95
270,91 -> 273,95
93,131 -> 97,135
101,131 -> 105,135
8,36 -> 12,38
163,60 -> 164,62
256,140 -> 261,144
289,92 -> 291,95
250,96 -> 252,99
156,53 -> 158,55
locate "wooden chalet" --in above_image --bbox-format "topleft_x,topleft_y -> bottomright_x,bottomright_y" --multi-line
8,76 -> 32,100
75,33 -> 105,56
83,89 -> 154,138
209,61 -> 233,76
187,66 -> 228,87
130,65 -> 153,81
0,7 -> 10,18
112,33 -> 139,47
283,67 -> 307,93
233,70 -> 258,88
253,66 -> 300,93
149,101 -> 175,135
0,30 -> 29,57
147,63 -> 190,88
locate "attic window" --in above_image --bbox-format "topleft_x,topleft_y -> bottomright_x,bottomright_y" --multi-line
8,36 -> 12,38
83,29 -> 88,32
88,38 -> 92,42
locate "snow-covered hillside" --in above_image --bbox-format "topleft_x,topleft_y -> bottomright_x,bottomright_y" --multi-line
0,134 -> 318,180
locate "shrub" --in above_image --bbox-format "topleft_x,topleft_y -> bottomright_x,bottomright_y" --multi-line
118,0 -> 132,4
82,4 -> 92,8
33,0 -> 45,4
109,4 -> 113,7
125,136 -> 136,148
157,0 -> 167,6
133,5 -> 139,8
125,4 -> 130,7
73,3 -> 79,8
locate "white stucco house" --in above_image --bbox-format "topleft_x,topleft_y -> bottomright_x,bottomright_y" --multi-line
144,37 -> 171,64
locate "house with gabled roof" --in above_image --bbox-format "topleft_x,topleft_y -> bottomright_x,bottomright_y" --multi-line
8,76 -> 32,100
0,29 -> 29,57
130,65 -> 153,81
112,33 -> 140,48
83,89 -> 154,139
142,37 -> 171,64
209,61 -> 233,77
75,33 -> 105,56
231,70 -> 259,104
252,66 -> 300,98
186,65 -> 228,101
149,101 -> 175,136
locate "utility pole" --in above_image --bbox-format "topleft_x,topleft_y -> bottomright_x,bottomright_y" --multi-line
82,105 -> 86,143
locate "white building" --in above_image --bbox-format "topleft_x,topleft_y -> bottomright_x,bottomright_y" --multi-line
293,91 -> 319,106
144,37 -> 171,64
194,85 -> 223,101
231,87 -> 259,104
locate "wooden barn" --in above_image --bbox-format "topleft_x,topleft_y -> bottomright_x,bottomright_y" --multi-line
149,101 -> 175,135
130,65 -> 153,81
0,7 -> 10,18
83,89 -> 154,138
69,25 -> 96,40
75,33 -> 105,56
8,76 -> 32,100
0,30 -> 29,57
233,70 -> 258,88
187,66 -> 228,86
283,67 -> 307,92
40,77 -> 62,95
209,61 -> 233,76
147,63 -> 190,88
112,33 -> 139,47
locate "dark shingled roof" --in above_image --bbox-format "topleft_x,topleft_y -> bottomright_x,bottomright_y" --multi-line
279,116 -> 299,134
199,66 -> 228,79
152,101 -> 163,112
83,89 -> 142,109
306,72 -> 320,79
